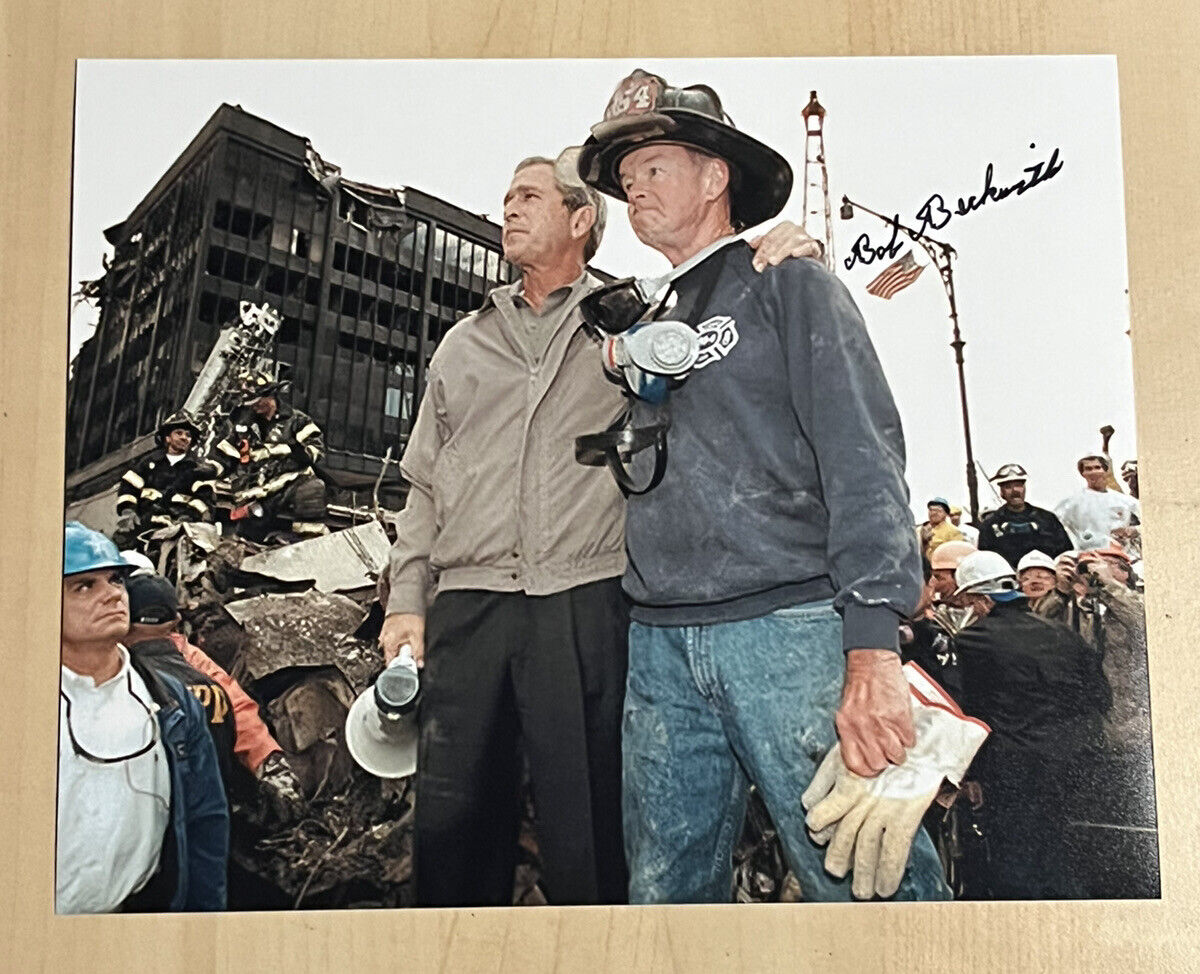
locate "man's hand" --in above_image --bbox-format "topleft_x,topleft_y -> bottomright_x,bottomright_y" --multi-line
1055,554 -> 1078,594
748,220 -> 823,271
1080,556 -> 1116,586
379,612 -> 425,668
835,649 -> 916,777
258,751 -> 306,824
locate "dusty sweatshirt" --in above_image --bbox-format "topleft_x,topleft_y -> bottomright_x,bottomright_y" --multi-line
623,243 -> 922,651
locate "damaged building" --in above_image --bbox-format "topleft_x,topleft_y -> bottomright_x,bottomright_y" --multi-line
66,103 -> 513,513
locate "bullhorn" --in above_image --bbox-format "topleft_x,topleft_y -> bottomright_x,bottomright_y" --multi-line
345,645 -> 420,779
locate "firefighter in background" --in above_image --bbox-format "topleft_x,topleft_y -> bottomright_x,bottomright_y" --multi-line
115,410 -> 210,550
198,370 -> 328,538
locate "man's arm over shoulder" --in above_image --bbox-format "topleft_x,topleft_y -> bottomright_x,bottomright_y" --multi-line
770,260 -> 921,652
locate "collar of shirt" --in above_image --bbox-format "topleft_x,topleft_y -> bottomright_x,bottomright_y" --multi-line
481,271 -> 592,315
61,643 -> 132,693
638,233 -> 741,298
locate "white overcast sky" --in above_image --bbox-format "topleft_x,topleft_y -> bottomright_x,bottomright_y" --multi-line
72,57 -> 1134,520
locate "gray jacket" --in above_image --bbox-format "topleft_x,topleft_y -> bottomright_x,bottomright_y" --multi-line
381,273 -> 626,615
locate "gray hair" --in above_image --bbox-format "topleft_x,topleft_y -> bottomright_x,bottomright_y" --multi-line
514,155 -> 607,263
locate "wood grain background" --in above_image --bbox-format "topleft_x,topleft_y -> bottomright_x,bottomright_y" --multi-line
2,2 -> 1198,970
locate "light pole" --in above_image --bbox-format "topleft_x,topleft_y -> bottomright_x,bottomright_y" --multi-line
839,195 -> 980,523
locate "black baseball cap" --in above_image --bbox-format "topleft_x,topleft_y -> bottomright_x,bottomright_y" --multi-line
126,573 -> 179,625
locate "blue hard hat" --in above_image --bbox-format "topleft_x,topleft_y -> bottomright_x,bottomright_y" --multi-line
928,497 -> 952,513
63,521 -> 133,577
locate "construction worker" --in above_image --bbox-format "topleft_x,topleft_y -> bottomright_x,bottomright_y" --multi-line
1120,459 -> 1139,499
919,497 -> 965,561
948,550 -> 1110,899
1033,544 -> 1156,896
1015,549 -> 1058,605
1055,454 -> 1141,551
58,522 -> 228,913
928,539 -> 979,606
977,462 -> 1072,568
200,371 -> 328,539
115,410 -> 209,550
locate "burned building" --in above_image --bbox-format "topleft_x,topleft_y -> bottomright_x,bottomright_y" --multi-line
66,103 -> 515,506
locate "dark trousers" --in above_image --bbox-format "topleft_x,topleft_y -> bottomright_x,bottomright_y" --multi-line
415,578 -> 629,906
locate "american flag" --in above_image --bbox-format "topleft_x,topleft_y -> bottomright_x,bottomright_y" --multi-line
866,249 -> 926,299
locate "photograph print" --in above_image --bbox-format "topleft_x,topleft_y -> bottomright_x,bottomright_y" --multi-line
59,56 -> 1156,912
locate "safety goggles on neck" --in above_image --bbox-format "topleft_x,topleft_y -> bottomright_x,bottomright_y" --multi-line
60,670 -> 159,764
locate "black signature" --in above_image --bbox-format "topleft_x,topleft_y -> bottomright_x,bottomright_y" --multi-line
844,145 -> 1064,270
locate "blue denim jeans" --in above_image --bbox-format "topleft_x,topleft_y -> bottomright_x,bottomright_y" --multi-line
622,600 -> 952,903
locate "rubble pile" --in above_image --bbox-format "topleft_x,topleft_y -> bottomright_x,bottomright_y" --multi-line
169,520 -> 788,908
169,522 -> 418,909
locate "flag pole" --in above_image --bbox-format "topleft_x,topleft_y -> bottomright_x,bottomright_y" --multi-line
839,196 -> 981,522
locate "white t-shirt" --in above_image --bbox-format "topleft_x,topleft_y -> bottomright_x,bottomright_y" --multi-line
164,451 -> 186,466
1055,487 -> 1141,549
57,647 -> 170,914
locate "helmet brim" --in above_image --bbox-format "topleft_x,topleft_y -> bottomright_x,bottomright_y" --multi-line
577,109 -> 793,231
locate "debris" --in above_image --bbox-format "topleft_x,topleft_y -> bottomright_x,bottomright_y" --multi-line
222,590 -> 378,691
240,520 -> 391,593
164,523 -> 781,908
293,824 -> 351,909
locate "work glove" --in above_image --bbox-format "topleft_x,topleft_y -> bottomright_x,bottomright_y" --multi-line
801,663 -> 989,899
258,751 -> 306,824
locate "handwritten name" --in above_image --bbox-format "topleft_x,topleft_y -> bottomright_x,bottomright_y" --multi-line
844,144 -> 1064,270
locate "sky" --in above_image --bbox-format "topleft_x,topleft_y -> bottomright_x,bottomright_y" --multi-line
71,57 -> 1135,521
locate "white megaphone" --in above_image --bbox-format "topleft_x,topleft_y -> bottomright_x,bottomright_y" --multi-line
345,644 -> 420,779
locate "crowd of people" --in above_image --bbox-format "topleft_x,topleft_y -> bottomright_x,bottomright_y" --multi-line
907,455 -> 1154,898
58,66 -> 1156,913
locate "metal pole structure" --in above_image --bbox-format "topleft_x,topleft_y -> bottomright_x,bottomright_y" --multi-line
839,195 -> 981,522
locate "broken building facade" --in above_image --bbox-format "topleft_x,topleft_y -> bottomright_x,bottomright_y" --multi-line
66,104 -> 514,503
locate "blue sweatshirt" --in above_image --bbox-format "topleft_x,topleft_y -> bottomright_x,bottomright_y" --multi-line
623,242 -> 922,652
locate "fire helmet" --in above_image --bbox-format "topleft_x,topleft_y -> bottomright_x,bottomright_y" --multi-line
155,409 -> 201,446
237,369 -> 282,399
576,69 -> 793,231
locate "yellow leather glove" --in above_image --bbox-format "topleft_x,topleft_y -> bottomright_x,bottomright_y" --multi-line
802,663 -> 990,899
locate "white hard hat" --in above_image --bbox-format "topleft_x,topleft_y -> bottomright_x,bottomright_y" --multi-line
119,549 -> 157,576
1016,550 -> 1056,574
954,550 -> 1019,597
989,462 -> 1028,485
